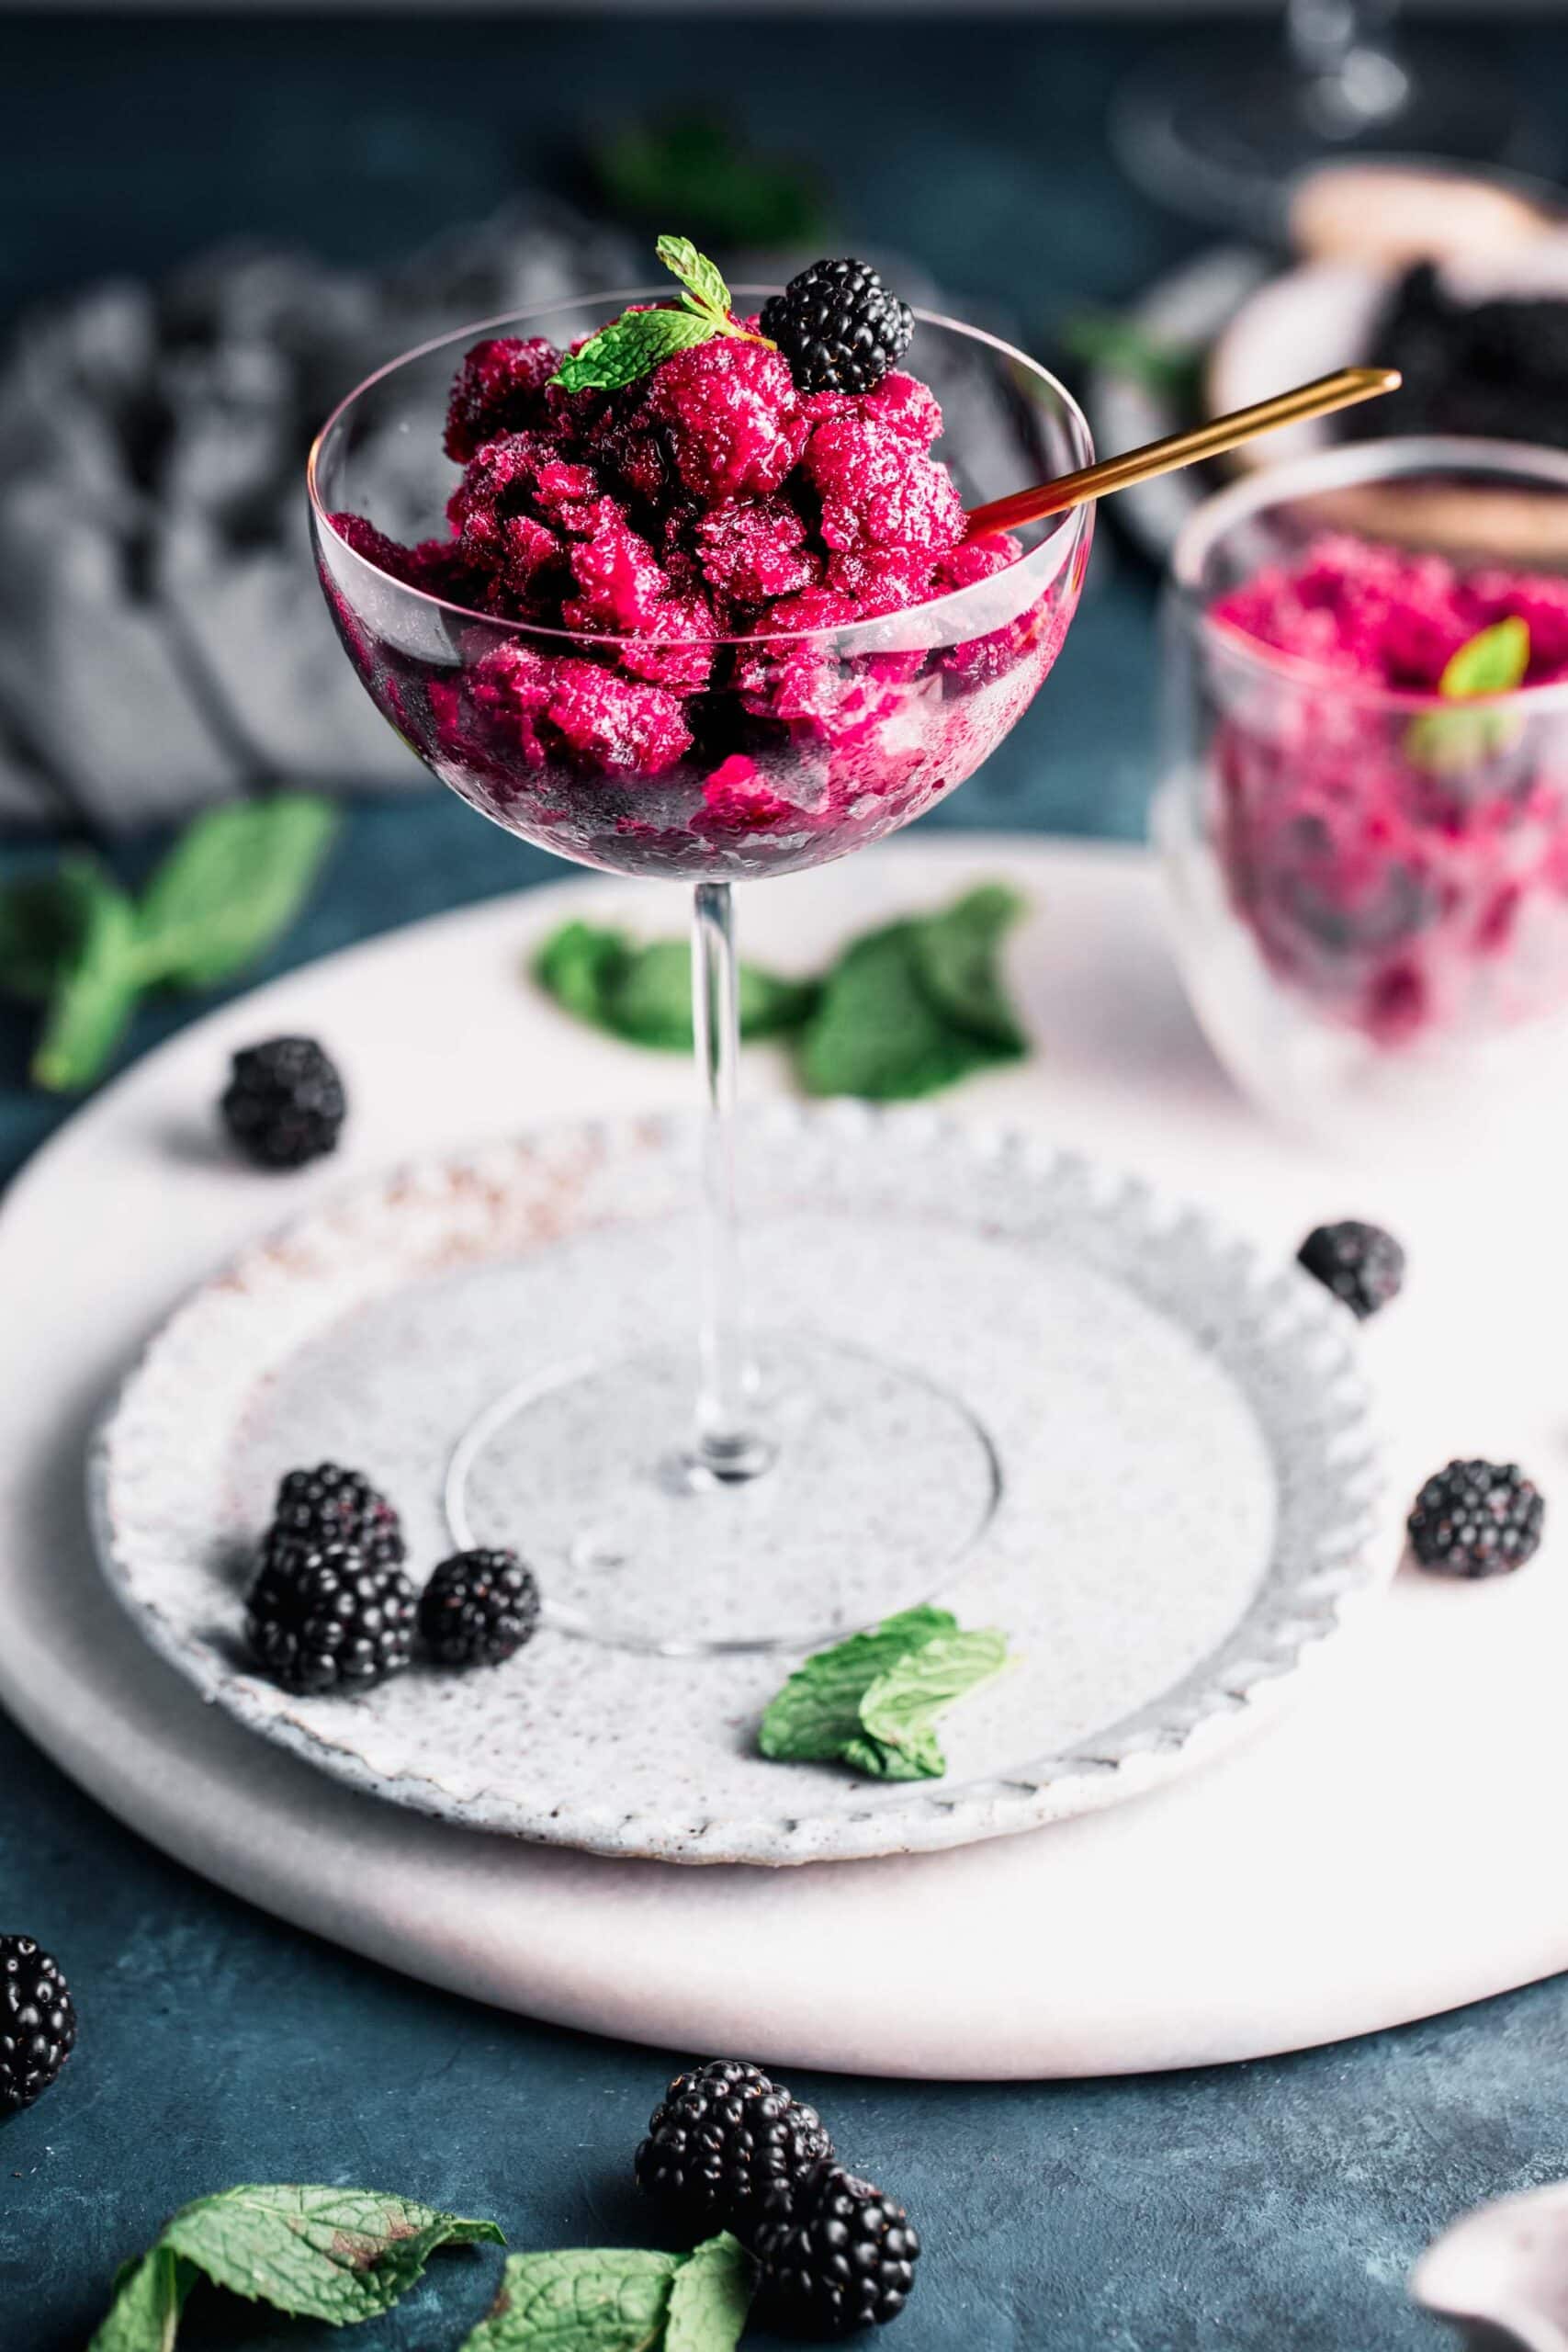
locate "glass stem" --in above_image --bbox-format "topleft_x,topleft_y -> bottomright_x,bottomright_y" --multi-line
690,880 -> 772,1482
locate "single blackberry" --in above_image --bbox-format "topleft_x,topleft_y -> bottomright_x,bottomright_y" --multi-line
1297,1220 -> 1406,1320
760,259 -> 914,395
0,1936 -> 76,2115
420,1548 -> 541,1668
244,1539 -> 416,1690
220,1036 -> 346,1170
636,2059 -> 834,2235
269,1463 -> 404,1568
1408,1460 -> 1545,1578
754,2160 -> 919,2338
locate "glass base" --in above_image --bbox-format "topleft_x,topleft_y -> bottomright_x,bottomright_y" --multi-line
446,1330 -> 1001,1655
1112,34 -> 1540,231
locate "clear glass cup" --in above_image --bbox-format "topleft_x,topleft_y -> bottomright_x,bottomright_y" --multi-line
1156,435 -> 1568,1148
308,289 -> 1093,1652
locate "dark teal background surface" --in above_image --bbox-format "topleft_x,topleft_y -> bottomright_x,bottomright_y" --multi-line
4,12 -> 1568,2345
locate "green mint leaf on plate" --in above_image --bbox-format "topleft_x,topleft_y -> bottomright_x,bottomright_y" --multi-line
533,921 -> 816,1050
155,2184 -> 502,2324
797,886 -> 1029,1100
908,882 -> 1029,1052
133,793 -> 340,990
847,1626 -> 1013,1781
1405,616 -> 1531,776
29,858 -> 141,1093
665,2233 -> 753,2352
759,1604 -> 959,1764
461,2245 -> 678,2350
89,2246 -> 197,2352
551,306 -> 715,396
655,235 -> 734,330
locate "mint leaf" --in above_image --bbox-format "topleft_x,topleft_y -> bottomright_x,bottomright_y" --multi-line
134,794 -> 340,990
908,883 -> 1028,1052
0,861 -> 111,1001
551,308 -> 714,396
158,2185 -> 502,2323
1405,617 -> 1531,775
759,1604 -> 958,1763
89,2247 -> 197,2352
849,1626 -> 1012,1780
665,2234 -> 753,2352
655,235 -> 733,328
29,859 -> 141,1092
532,920 -> 815,1049
1062,311 -> 1204,401
461,2246 -> 678,2351
591,114 -> 833,248
796,923 -> 992,1099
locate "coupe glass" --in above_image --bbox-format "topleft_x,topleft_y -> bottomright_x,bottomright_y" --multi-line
308,289 -> 1092,1653
1156,435 -> 1568,1148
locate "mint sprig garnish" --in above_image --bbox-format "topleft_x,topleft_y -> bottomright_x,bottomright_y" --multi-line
89,2186 -> 504,2347
461,2233 -> 751,2352
0,793 -> 339,1091
760,1604 -> 1011,1781
1404,616 -> 1531,777
548,236 -> 772,396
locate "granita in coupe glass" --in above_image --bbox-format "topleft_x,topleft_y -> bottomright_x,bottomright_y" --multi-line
309,242 -> 1093,1652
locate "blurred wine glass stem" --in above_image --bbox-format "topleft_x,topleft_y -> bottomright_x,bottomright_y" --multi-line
690,880 -> 774,1486
1287,0 -> 1411,131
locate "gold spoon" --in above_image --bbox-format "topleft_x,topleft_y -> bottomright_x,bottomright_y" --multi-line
964,364 -> 1402,540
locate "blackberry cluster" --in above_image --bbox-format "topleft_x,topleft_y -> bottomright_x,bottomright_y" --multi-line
244,1540 -> 416,1690
636,2060 -> 834,2234
0,1935 -> 76,2115
220,1036 -> 346,1170
419,1549 -> 541,1667
1407,1460 -> 1546,1578
1297,1221 -> 1405,1321
269,1463 -> 405,1568
761,258 -> 914,394
1344,263 -> 1568,453
753,2161 -> 920,2339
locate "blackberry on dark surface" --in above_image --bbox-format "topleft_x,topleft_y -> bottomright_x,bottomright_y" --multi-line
1408,1459 -> 1545,1578
244,1540 -> 416,1691
754,2160 -> 919,2338
1343,262 -> 1568,454
420,1548 -> 541,1668
0,1935 -> 76,2115
269,1463 -> 404,1567
760,259 -> 914,395
636,2058 -> 834,2234
1297,1220 -> 1406,1320
220,1036 -> 346,1170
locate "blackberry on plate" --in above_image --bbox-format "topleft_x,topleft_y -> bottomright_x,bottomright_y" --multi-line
269,1463 -> 404,1568
753,2159 -> 919,2338
1408,1460 -> 1545,1578
245,1539 -> 416,1691
760,259 -> 914,395
420,1548 -> 541,1668
1297,1220 -> 1405,1320
220,1036 -> 346,1170
636,2058 -> 834,2234
0,1935 -> 76,2115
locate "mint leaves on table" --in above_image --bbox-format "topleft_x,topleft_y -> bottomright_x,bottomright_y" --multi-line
549,238 -> 773,397
760,1603 -> 1011,1781
0,793 -> 339,1091
1404,616 -> 1531,776
534,921 -> 818,1049
1061,311 -> 1204,403
589,112 -> 833,249
461,2233 -> 751,2352
532,882 -> 1031,1101
90,2185 -> 504,2348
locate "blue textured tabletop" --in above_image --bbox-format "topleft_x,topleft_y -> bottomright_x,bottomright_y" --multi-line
5,13 -> 1568,2346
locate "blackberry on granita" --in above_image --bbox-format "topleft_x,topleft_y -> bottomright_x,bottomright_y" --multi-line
1297,1221 -> 1405,1321
635,2058 -> 833,2234
753,2159 -> 919,2337
269,1463 -> 404,1568
0,1935 -> 76,2115
245,1539 -> 416,1691
761,258 -> 915,395
1407,1460 -> 1545,1578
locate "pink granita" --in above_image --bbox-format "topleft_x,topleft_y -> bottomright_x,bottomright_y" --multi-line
649,338 -> 807,501
805,413 -> 965,557
692,499 -> 819,610
1206,533 -> 1568,1047
803,372 -> 942,449
697,754 -> 794,835
445,337 -> 560,462
615,594 -> 717,695
540,658 -> 692,776
560,505 -> 671,634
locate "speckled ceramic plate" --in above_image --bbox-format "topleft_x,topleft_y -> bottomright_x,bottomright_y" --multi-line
89,1105 -> 1382,1865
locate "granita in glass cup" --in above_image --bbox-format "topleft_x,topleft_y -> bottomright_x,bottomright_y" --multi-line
1157,436 -> 1568,1143
309,247 -> 1093,1651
